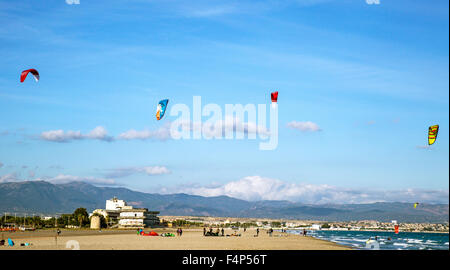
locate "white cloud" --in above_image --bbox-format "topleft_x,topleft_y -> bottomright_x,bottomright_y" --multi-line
86,126 -> 113,141
38,116 -> 271,143
44,174 -> 116,186
0,172 -> 117,186
366,0 -> 380,5
117,123 -> 172,141
40,126 -> 113,142
0,173 -> 20,183
287,121 -> 322,132
173,116 -> 271,139
105,166 -> 171,178
141,166 -> 170,175
118,117 -> 270,141
157,176 -> 449,204
40,129 -> 82,142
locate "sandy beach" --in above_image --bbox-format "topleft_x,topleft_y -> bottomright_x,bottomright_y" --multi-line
0,228 -> 351,250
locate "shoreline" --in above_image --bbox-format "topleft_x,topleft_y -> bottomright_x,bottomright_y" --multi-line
285,228 -> 449,234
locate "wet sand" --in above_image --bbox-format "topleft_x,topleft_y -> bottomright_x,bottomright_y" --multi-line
0,228 -> 351,250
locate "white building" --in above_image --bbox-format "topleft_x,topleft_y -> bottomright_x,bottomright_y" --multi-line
89,197 -> 160,229
106,197 -> 126,211
118,207 -> 160,228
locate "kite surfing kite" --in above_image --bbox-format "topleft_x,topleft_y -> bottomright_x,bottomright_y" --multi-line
156,99 -> 169,121
428,125 -> 439,145
20,69 -> 40,82
413,202 -> 419,209
271,91 -> 278,108
139,229 -> 159,236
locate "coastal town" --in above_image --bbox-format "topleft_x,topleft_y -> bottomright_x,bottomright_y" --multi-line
159,216 -> 449,233
1,197 -> 448,234
1,197 -> 448,251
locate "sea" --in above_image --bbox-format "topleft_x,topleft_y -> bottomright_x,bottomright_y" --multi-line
286,229 -> 449,250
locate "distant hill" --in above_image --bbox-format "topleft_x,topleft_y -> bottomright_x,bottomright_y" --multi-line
0,181 -> 448,223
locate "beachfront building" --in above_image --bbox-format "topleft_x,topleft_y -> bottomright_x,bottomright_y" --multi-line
104,197 -> 126,222
118,206 -> 160,228
106,197 -> 126,211
89,197 -> 160,228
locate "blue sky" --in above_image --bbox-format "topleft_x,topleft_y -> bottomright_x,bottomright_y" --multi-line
0,0 -> 448,204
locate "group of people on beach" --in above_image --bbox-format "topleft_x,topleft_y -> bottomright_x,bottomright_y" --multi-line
203,227 -> 224,236
176,228 -> 183,236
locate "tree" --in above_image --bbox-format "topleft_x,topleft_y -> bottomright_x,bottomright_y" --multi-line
73,208 -> 89,228
271,221 -> 281,228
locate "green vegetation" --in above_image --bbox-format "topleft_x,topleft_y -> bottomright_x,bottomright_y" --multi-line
172,219 -> 204,227
73,208 -> 89,227
0,207 -> 92,229
270,221 -> 282,227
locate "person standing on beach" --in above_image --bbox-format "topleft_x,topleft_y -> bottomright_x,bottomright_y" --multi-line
221,228 -> 224,236
180,228 -> 183,237
256,228 -> 259,236
203,227 -> 206,236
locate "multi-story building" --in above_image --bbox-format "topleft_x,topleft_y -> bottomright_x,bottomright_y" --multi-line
106,197 -> 126,211
90,197 -> 160,228
118,206 -> 160,228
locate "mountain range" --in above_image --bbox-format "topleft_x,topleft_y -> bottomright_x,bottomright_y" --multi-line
0,181 -> 448,223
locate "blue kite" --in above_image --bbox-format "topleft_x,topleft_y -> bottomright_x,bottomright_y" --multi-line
156,99 -> 169,121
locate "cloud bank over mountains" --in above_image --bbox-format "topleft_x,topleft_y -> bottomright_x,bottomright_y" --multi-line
156,176 -> 449,204
1,173 -> 447,204
104,166 -> 171,178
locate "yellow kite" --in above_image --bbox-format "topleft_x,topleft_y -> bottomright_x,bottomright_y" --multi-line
428,125 -> 439,145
